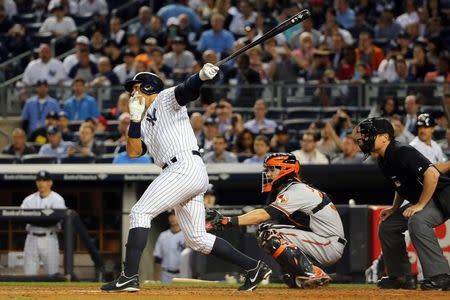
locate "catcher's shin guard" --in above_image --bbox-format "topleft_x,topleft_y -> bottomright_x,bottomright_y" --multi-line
257,229 -> 314,277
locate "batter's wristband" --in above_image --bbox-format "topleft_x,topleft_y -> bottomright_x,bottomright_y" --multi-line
230,216 -> 239,226
128,121 -> 141,138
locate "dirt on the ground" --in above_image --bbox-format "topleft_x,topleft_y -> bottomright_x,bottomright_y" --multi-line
0,285 -> 449,300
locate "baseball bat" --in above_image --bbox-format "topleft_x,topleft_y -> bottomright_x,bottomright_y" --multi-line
216,9 -> 311,67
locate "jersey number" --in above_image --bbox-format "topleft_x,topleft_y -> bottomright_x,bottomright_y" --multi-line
146,108 -> 157,126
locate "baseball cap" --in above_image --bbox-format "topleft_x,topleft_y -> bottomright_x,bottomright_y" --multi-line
76,35 -> 90,45
145,37 -> 157,46
171,36 -> 186,44
204,117 -> 217,126
46,125 -> 60,135
35,79 -> 48,86
244,23 -> 256,32
58,111 -> 68,118
167,16 -> 179,27
46,111 -> 59,119
275,124 -> 288,134
36,170 -> 52,180
104,39 -> 119,48
416,113 -> 436,128
122,48 -> 136,58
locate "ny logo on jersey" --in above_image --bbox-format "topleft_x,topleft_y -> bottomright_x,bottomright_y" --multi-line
146,108 -> 157,126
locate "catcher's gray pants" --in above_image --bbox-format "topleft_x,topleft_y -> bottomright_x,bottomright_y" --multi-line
379,187 -> 450,278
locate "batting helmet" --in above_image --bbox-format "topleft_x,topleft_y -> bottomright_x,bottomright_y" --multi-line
354,117 -> 394,155
416,113 -> 436,128
124,72 -> 164,96
262,153 -> 300,193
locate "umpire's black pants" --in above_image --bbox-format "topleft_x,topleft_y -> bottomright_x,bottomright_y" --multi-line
378,187 -> 450,279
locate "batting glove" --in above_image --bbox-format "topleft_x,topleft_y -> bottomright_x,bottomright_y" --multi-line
199,63 -> 219,81
129,94 -> 146,122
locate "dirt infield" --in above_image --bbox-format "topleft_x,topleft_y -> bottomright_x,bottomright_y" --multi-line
0,282 -> 449,300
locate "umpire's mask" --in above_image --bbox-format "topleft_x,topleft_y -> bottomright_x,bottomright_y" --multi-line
354,117 -> 395,158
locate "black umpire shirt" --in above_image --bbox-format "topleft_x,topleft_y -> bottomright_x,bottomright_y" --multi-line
378,140 -> 450,204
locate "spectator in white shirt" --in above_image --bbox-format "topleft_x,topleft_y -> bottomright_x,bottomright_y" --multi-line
244,99 -> 277,135
410,113 -> 447,163
2,0 -> 16,19
107,16 -> 126,47
228,0 -> 257,36
47,0 -> 79,16
113,49 -> 136,85
78,0 -> 108,17
63,36 -> 97,74
395,0 -> 419,29
22,43 -> 66,87
291,132 -> 329,165
40,3 -> 77,38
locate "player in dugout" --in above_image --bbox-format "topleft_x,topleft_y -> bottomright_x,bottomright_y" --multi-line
205,153 -> 345,288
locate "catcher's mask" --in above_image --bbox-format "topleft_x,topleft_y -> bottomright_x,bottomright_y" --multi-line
124,72 -> 164,96
354,117 -> 394,157
262,153 -> 300,193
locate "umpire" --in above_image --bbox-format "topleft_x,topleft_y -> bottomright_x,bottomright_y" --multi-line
354,117 -> 450,290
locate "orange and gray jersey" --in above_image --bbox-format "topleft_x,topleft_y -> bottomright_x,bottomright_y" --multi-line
264,181 -> 345,239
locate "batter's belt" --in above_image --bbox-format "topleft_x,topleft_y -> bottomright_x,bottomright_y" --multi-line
162,150 -> 201,170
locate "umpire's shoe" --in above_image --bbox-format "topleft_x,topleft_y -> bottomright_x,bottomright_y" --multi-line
101,271 -> 140,292
420,274 -> 450,291
238,261 -> 272,291
377,276 -> 417,289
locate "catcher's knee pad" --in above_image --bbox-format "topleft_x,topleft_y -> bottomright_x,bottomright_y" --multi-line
257,229 -> 313,277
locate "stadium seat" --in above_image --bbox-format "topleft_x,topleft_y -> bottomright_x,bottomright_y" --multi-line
286,107 -> 323,119
0,154 -> 20,164
25,23 -> 43,34
61,156 -> 96,164
104,143 -> 118,154
15,13 -> 36,24
31,32 -> 53,48
283,118 -> 316,131
21,154 -> 57,164
96,153 -> 116,163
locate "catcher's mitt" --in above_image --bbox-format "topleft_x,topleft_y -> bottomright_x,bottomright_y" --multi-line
205,208 -> 232,232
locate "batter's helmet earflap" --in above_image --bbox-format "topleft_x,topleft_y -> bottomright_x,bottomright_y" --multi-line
124,72 -> 164,96
262,153 -> 300,193
354,117 -> 394,157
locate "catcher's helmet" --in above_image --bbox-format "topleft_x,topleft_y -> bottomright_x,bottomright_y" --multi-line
262,153 -> 300,193
124,72 -> 164,96
354,117 -> 394,155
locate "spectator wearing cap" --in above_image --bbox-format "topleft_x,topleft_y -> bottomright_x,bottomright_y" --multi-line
270,124 -> 297,153
28,111 -> 60,145
243,134 -> 270,164
63,36 -> 97,74
57,111 -> 74,141
292,131 -> 329,165
197,13 -> 235,57
67,122 -> 105,158
63,78 -> 100,121
335,0 -> 355,30
38,125 -> 72,161
103,40 -> 122,68
157,0 -> 202,32
228,0 -> 257,36
39,2 -> 77,38
128,6 -> 152,41
108,16 -> 126,47
21,80 -> 60,134
67,47 -> 98,82
244,99 -> 277,135
237,23 -> 260,46
22,43 -> 66,87
78,0 -> 108,18
391,114 -> 415,145
410,113 -> 447,163
203,135 -> 238,163
163,36 -> 195,83
90,56 -> 120,87
200,117 -> 219,153
355,31 -> 384,74
2,128 -> 36,157
113,50 -> 136,85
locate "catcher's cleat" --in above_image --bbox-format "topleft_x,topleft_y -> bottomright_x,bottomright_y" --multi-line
296,266 -> 331,289
420,274 -> 450,291
377,275 -> 416,290
101,271 -> 140,292
238,260 -> 272,291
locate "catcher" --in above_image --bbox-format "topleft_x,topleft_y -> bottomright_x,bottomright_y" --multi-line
206,153 -> 346,288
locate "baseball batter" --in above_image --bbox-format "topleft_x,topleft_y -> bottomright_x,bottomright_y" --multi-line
21,171 -> 66,275
102,64 -> 271,292
206,153 -> 346,288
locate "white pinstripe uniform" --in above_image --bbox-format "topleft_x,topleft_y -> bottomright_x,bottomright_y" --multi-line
20,191 -> 66,275
130,87 -> 216,254
268,182 -> 345,266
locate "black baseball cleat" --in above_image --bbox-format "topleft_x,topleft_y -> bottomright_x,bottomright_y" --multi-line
420,274 -> 450,291
101,272 -> 140,292
377,276 -> 417,290
238,260 -> 272,291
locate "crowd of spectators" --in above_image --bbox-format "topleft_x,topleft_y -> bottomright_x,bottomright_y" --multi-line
0,0 -> 449,165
